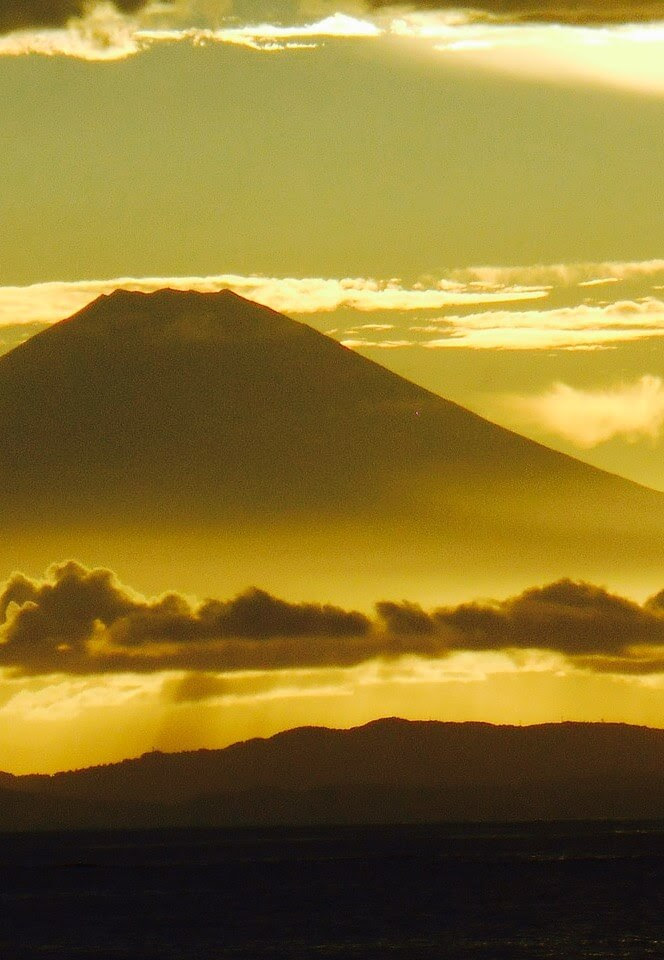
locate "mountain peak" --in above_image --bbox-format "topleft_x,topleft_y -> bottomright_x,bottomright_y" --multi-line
101,286 -> 241,304
0,289 -> 663,602
52,285 -> 306,344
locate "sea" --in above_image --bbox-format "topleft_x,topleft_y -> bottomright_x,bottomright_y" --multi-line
1,821 -> 662,959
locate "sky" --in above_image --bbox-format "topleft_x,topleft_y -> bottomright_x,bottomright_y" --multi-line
1,0 -> 663,772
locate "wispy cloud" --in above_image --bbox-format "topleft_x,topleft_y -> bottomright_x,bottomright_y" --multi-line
419,298 -> 664,351
0,274 -> 548,329
510,376 -> 664,447
340,338 -> 413,348
344,323 -> 395,332
448,258 -> 664,289
342,297 -> 664,351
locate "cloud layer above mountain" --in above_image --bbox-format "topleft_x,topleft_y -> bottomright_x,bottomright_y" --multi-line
368,0 -> 664,24
0,0 -> 156,33
2,562 -> 664,677
4,0 -> 664,36
1,0 -> 663,99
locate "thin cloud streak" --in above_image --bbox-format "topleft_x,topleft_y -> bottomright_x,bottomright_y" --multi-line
421,299 -> 664,351
448,258 -> 664,288
342,297 -> 664,351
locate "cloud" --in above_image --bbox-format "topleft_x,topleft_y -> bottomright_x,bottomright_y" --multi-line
0,274 -> 548,330
0,0 -> 156,33
449,259 -> 664,289
387,11 -> 664,96
375,599 -> 436,635
367,1 -> 664,26
182,11 -> 382,50
2,563 -> 664,677
340,338 -> 414,348
344,323 -> 396,332
1,0 -> 662,97
510,376 -> 664,447
0,1 -> 164,60
344,296 -> 664,352
432,580 -> 663,655
0,6 -> 383,58
419,298 -> 664,350
0,562 -> 373,675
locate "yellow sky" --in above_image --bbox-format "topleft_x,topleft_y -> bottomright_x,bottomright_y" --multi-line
1,2 -> 663,772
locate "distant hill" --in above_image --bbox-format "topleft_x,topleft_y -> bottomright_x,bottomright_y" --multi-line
1,288 -> 664,602
1,719 -> 663,831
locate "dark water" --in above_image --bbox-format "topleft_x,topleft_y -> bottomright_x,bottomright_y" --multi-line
1,821 -> 663,959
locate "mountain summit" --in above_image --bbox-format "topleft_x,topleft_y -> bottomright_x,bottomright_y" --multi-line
1,288 -> 663,602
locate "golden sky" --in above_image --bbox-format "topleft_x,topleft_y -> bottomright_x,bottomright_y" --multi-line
0,1 -> 663,772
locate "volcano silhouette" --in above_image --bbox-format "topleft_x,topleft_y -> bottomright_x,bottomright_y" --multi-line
1,288 -> 663,602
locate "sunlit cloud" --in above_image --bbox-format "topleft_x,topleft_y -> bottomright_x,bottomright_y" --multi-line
391,12 -> 664,96
344,323 -> 395,332
0,6 -> 384,59
448,258 -> 664,289
1,0 -> 663,99
578,277 -> 621,288
0,274 -> 548,330
419,298 -> 664,351
0,1 -> 156,60
340,338 -> 413,348
166,11 -> 382,49
509,375 -> 664,447
343,297 -> 664,351
0,672 -> 165,721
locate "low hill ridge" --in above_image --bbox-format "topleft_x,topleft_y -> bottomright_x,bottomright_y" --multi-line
1,720 -> 662,830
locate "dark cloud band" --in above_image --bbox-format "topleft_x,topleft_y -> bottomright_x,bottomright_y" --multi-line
2,563 -> 664,677
369,1 -> 664,25
0,0 -> 159,33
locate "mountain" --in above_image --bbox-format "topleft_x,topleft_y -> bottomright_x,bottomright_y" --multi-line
1,287 -> 663,603
1,719 -> 663,830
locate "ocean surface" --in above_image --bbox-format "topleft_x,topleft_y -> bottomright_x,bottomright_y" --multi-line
1,821 -> 663,959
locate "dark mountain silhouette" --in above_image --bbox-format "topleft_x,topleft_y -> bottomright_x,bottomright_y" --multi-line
1,719 -> 663,830
1,287 -> 664,601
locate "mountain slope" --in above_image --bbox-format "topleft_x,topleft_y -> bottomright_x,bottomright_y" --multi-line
0,288 -> 663,602
1,719 -> 663,829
